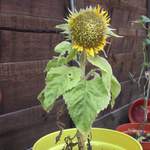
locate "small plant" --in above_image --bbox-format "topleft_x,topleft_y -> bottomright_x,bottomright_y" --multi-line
134,15 -> 150,124
38,5 -> 121,150
128,15 -> 150,143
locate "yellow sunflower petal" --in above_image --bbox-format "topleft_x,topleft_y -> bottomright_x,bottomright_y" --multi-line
67,5 -> 110,56
87,48 -> 95,57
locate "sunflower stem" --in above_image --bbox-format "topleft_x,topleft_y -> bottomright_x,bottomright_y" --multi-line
77,50 -> 87,150
77,131 -> 86,150
80,50 -> 87,79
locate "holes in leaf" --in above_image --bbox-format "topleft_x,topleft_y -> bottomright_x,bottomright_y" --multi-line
68,73 -> 73,81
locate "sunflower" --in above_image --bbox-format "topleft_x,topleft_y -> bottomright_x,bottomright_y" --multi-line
66,5 -> 110,56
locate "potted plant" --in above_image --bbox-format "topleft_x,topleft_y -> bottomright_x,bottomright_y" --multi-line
117,16 -> 150,150
33,5 -> 142,150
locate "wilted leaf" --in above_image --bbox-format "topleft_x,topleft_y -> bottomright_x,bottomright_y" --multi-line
38,66 -> 81,112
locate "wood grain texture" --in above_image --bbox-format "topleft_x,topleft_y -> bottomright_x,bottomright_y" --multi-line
0,60 -> 47,80
93,103 -> 129,129
0,31 -> 63,62
85,0 -> 146,12
0,60 -> 47,113
0,101 -> 70,150
0,0 -> 68,19
109,52 -> 143,81
0,13 -> 61,28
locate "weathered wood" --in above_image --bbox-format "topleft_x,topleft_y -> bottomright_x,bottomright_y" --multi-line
117,28 -> 145,37
110,37 -> 144,54
148,0 -> 150,18
0,52 -> 142,82
0,123 -> 56,150
0,101 -> 68,135
0,26 -> 61,33
0,31 -> 63,62
0,13 -> 64,31
0,60 -> 45,113
76,0 -> 85,9
0,0 -> 69,34
0,60 -> 47,81
115,79 -> 142,109
0,0 -> 68,19
93,103 -> 129,129
0,101 -> 70,150
109,52 -> 143,81
0,76 -> 44,113
147,0 -> 150,63
84,0 -> 146,13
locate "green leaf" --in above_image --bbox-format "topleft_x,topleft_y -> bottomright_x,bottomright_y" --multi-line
63,77 -> 111,135
66,48 -> 77,62
56,23 -> 70,39
88,56 -> 121,108
88,56 -> 112,74
144,38 -> 150,46
44,57 -> 66,72
106,27 -> 123,38
88,56 -> 112,92
38,66 -> 81,112
139,15 -> 150,24
45,48 -> 77,73
110,75 -> 121,107
54,41 -> 72,54
56,23 -> 69,32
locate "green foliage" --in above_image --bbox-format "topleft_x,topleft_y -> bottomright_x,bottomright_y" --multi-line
88,56 -> 112,91
134,15 -> 150,85
144,38 -> 150,46
45,47 -> 77,73
56,23 -> 69,33
56,23 -> 71,39
54,41 -> 72,54
88,56 -> 121,107
111,75 -> 121,107
38,66 -> 81,111
66,48 -> 77,62
38,10 -> 121,137
106,28 -> 123,38
63,77 -> 110,134
45,57 -> 67,72
139,15 -> 150,24
39,55 -> 121,134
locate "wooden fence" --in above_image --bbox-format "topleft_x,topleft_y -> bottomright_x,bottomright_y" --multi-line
0,0 -> 148,149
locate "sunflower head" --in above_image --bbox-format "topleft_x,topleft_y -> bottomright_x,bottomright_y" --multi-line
67,5 -> 110,56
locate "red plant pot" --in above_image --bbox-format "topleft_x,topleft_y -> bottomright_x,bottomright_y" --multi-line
128,98 -> 150,123
116,123 -> 150,150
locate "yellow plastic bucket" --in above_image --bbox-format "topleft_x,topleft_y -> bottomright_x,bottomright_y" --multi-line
33,128 -> 142,150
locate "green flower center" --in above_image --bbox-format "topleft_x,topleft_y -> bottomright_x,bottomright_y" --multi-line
70,11 -> 107,49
